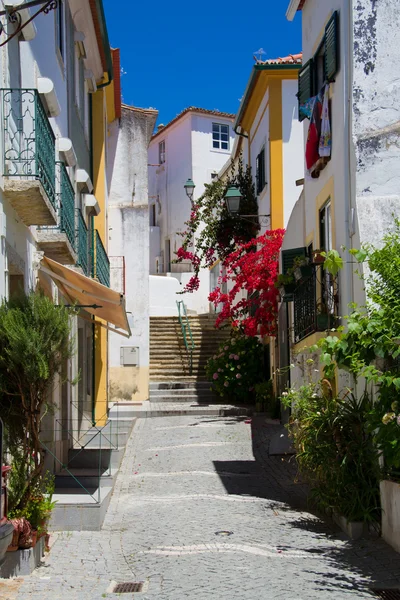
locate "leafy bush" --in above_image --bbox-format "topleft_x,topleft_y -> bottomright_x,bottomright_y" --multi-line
281,383 -> 380,523
0,291 -> 74,511
206,334 -> 264,401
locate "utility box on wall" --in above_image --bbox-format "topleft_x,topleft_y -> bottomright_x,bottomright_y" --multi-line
120,346 -> 139,366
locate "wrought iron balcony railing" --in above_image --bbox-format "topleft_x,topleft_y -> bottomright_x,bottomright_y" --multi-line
76,209 -> 89,276
293,268 -> 339,343
93,230 -> 110,287
2,88 -> 56,209
58,163 -> 75,250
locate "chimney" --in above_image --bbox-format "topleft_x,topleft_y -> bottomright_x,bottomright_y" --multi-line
157,124 -> 165,132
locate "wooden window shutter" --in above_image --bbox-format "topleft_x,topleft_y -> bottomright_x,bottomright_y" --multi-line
297,59 -> 314,122
281,247 -> 306,274
324,11 -> 339,82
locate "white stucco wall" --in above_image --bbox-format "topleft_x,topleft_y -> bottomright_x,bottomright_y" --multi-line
108,107 -> 157,402
148,111 -> 235,314
282,80 -> 305,227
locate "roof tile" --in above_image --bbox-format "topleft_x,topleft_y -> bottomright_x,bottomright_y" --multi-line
254,52 -> 302,65
151,107 -> 235,140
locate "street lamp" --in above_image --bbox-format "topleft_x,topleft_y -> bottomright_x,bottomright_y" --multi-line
224,184 -> 271,226
184,178 -> 195,202
224,184 -> 242,215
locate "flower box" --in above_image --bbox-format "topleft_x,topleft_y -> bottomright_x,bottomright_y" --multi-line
380,479 -> 400,553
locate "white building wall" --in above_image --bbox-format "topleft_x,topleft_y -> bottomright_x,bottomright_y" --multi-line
282,80 -> 304,227
250,95 -> 270,233
109,107 -> 157,403
148,111 -> 235,314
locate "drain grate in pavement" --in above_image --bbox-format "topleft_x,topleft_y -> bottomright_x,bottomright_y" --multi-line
113,582 -> 144,593
371,590 -> 400,599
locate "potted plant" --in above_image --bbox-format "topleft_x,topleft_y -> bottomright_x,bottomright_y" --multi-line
293,256 -> 313,281
311,249 -> 325,265
276,273 -> 296,299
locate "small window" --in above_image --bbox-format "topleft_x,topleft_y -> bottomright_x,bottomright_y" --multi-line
159,140 -> 165,164
314,41 -> 326,94
55,0 -> 64,59
212,123 -> 230,151
256,148 -> 266,194
150,204 -> 156,227
319,200 -> 332,252
297,10 -> 339,121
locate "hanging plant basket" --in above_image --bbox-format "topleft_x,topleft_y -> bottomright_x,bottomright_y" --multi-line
294,265 -> 313,281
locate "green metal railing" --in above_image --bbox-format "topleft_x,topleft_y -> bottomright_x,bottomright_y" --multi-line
58,162 -> 75,248
94,230 -> 110,287
176,300 -> 195,374
76,209 -> 89,275
2,88 -> 56,209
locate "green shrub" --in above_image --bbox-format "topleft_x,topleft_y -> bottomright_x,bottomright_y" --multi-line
281,384 -> 380,523
206,334 -> 264,402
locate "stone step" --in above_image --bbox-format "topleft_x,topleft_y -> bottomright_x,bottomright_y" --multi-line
50,486 -> 113,531
150,388 -> 213,396
150,374 -> 208,381
55,468 -> 113,490
149,395 -> 217,403
149,381 -> 212,390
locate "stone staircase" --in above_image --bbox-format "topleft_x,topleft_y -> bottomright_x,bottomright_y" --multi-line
149,315 -> 231,405
150,315 -> 231,381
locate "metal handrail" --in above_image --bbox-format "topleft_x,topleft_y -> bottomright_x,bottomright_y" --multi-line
176,300 -> 195,374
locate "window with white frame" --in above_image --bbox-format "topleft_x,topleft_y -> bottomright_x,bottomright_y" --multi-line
212,123 -> 230,150
159,140 -> 165,164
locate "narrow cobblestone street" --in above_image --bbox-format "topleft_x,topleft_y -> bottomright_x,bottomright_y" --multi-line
8,416 -> 400,600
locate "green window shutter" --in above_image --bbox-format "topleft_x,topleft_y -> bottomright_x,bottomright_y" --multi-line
297,59 -> 314,122
325,11 -> 338,82
281,247 -> 306,274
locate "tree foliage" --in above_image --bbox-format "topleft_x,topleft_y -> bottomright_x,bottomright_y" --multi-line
0,291 -> 75,510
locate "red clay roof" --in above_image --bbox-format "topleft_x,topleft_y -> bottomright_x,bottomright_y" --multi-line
151,107 -> 235,141
254,53 -> 302,65
112,49 -> 121,119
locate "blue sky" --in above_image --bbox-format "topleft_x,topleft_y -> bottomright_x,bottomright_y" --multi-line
103,1 -> 301,126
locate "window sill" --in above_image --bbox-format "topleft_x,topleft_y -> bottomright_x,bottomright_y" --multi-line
210,148 -> 230,154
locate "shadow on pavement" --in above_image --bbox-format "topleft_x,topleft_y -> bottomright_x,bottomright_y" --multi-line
213,416 -> 400,595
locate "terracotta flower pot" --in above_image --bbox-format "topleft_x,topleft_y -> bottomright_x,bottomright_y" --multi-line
7,527 -> 20,552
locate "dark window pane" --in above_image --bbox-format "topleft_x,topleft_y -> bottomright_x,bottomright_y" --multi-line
221,142 -> 228,150
221,125 -> 229,134
213,141 -> 219,148
221,133 -> 228,141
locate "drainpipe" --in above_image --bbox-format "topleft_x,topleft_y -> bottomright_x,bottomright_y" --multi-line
343,1 -> 355,313
233,125 -> 249,138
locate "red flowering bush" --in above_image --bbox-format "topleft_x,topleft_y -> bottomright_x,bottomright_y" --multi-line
209,229 -> 284,336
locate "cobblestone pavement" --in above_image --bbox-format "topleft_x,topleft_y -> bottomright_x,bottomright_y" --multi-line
13,416 -> 400,599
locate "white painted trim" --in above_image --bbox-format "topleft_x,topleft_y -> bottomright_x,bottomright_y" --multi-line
286,0 -> 301,21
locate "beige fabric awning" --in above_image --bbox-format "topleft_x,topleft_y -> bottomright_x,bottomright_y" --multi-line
39,256 -> 131,337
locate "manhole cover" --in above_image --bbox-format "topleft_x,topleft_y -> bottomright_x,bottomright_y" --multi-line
113,582 -> 144,593
215,530 -> 233,536
372,590 -> 400,599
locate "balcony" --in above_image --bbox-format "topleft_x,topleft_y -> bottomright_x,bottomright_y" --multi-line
1,89 -> 57,225
76,209 -> 89,276
36,163 -> 76,264
293,268 -> 339,343
93,231 -> 110,287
